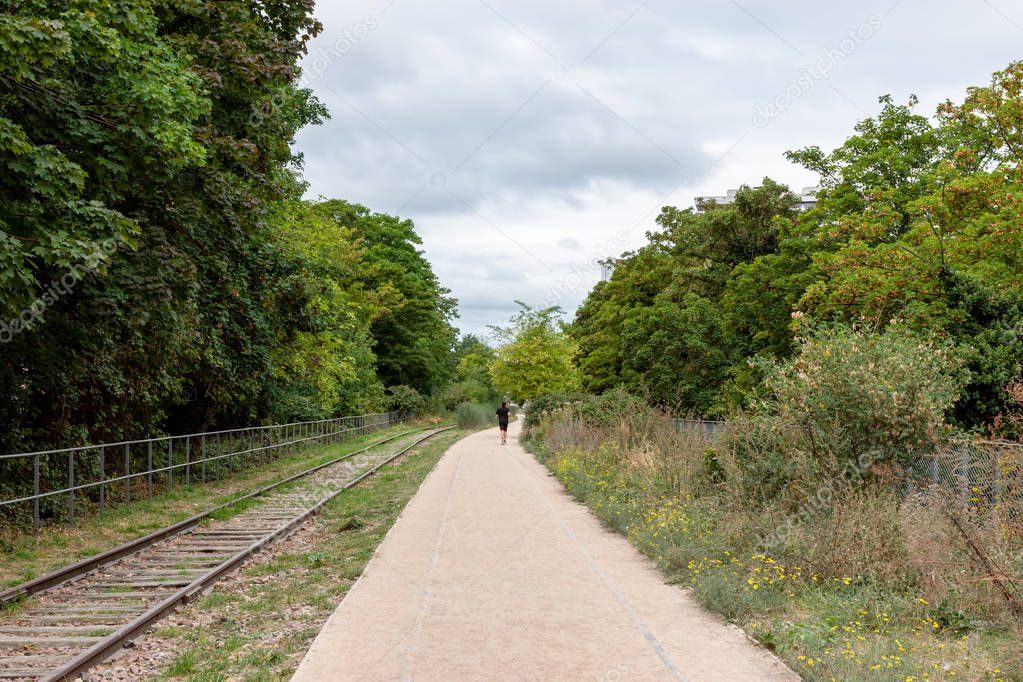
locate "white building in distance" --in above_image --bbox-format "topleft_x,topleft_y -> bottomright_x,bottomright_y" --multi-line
694,186 -> 820,213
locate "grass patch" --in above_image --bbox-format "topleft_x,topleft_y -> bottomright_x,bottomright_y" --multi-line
148,428 -> 465,681
166,650 -> 198,677
0,423 -> 426,590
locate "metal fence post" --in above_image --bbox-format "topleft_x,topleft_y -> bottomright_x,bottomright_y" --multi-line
67,451 -> 74,526
201,435 -> 206,483
185,435 -> 191,486
99,446 -> 106,510
33,454 -> 40,532
147,441 -> 153,500
167,439 -> 173,492
124,443 -> 130,504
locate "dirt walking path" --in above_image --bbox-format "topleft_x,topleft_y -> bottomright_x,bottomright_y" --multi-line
291,421 -> 797,681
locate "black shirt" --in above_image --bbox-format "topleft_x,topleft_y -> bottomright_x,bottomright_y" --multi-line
496,406 -> 510,425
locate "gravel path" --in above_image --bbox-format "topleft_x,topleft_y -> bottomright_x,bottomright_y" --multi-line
292,421 -> 797,681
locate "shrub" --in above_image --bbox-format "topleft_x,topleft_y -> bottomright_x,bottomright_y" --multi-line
386,385 -> 426,416
574,387 -> 652,429
438,380 -> 493,411
522,392 -> 587,431
455,402 -> 493,429
748,323 -> 966,484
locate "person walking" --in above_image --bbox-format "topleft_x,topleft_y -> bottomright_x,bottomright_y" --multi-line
496,401 -> 510,445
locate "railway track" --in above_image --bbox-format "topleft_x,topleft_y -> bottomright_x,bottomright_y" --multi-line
0,427 -> 452,681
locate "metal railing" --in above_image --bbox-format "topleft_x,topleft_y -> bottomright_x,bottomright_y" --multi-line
0,412 -> 405,530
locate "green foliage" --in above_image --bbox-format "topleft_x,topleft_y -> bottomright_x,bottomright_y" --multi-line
490,303 -> 581,403
436,335 -> 499,410
0,2 -> 207,315
386,385 -> 426,416
572,181 -> 798,413
521,392 -> 588,431
734,323 -> 966,496
0,3 -> 457,466
572,387 -> 652,429
454,402 -> 493,429
784,69 -> 1023,426
437,380 -> 488,411
310,200 -> 458,396
570,62 -> 1023,430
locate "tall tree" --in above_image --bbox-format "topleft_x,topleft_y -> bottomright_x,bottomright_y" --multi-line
571,181 -> 798,413
310,200 -> 459,396
0,0 -> 325,450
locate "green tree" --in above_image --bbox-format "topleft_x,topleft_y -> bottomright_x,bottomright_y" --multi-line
490,304 -> 580,403
571,181 -> 798,412
0,1 -> 208,316
788,67 -> 1023,425
0,1 -> 463,470
570,62 -> 1023,429
310,200 -> 458,396
264,200 -> 384,419
738,323 -> 966,496
439,335 -> 498,408
0,0 -> 326,451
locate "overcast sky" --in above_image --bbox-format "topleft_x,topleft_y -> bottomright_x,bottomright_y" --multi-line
293,0 -> 1022,339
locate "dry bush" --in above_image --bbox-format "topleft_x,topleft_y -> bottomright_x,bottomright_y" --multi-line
624,413 -> 711,497
901,492 -> 974,607
717,412 -> 824,511
902,482 -> 1023,620
542,412 -> 602,455
794,489 -> 913,585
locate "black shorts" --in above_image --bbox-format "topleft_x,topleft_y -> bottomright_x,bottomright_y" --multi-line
499,422 -> 509,431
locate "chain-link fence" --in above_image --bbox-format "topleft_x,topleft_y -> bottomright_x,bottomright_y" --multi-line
930,439 -> 1023,521
672,418 -> 729,439
917,439 -> 1023,614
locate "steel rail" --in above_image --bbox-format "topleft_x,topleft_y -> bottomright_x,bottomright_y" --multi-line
0,427 -> 428,607
37,426 -> 452,682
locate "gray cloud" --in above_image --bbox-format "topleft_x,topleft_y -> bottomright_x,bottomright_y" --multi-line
295,0 -> 1023,336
